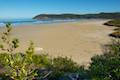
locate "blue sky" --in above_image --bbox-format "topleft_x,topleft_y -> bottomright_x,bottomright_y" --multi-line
0,0 -> 120,18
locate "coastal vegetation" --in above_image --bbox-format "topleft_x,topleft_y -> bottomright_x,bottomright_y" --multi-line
109,31 -> 120,38
33,12 -> 120,20
104,19 -> 120,27
89,39 -> 120,80
104,19 -> 120,38
0,24 -> 120,80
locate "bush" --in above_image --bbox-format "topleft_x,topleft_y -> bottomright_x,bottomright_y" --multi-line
89,39 -> 120,80
109,31 -> 120,38
104,19 -> 120,27
0,23 -> 50,80
47,57 -> 80,80
104,19 -> 120,38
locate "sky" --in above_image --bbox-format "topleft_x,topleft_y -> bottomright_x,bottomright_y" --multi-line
0,0 -> 120,19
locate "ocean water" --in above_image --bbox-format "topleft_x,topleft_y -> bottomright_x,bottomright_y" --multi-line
0,18 -> 80,27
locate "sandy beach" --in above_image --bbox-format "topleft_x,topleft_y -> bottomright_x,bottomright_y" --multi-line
0,20 -> 114,66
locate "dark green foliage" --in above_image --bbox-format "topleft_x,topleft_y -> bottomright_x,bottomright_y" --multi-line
76,66 -> 90,80
52,57 -> 79,72
32,54 -> 52,69
89,39 -> 120,80
34,12 -> 120,19
48,57 -> 80,80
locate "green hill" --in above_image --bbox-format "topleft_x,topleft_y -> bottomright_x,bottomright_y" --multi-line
33,12 -> 120,19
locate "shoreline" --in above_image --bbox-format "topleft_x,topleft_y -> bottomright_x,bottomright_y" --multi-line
0,19 -> 109,27
0,19 -> 114,66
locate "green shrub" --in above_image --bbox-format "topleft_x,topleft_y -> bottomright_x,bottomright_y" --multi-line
0,23 -> 49,80
109,31 -> 120,38
104,19 -> 120,27
104,19 -> 120,38
89,39 -> 120,80
48,57 -> 80,80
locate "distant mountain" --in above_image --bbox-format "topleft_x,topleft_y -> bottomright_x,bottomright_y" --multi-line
33,12 -> 120,20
